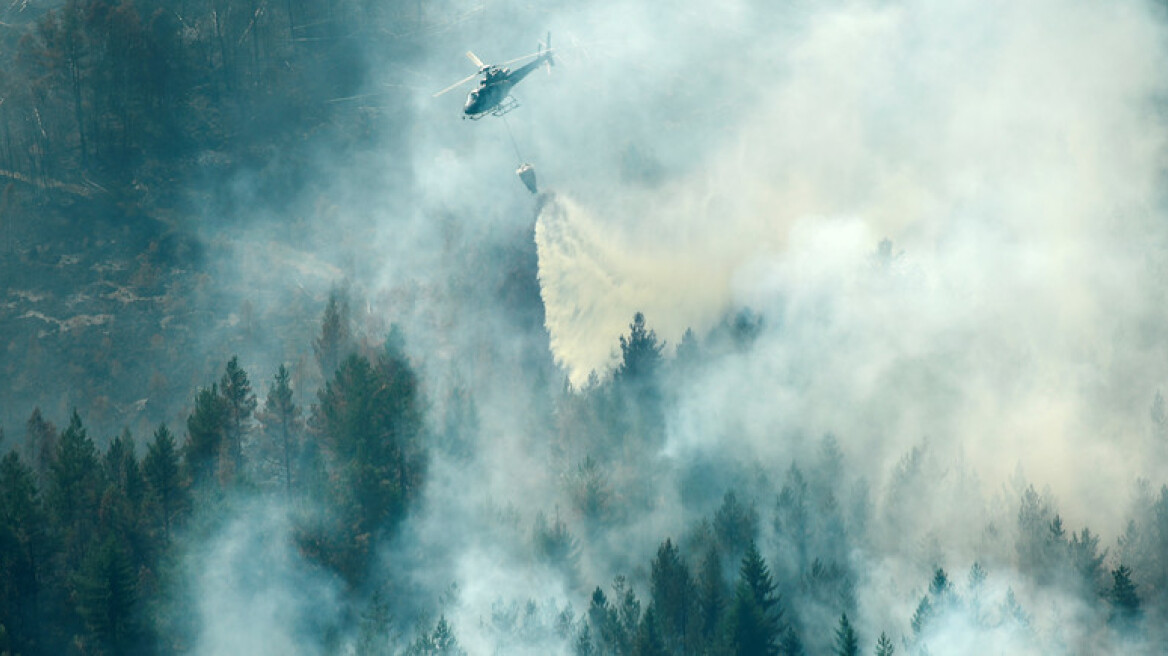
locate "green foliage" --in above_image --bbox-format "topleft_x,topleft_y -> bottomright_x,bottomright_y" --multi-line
696,544 -> 726,648
909,596 -> 932,637
616,312 -> 665,384
649,538 -> 695,653
778,625 -> 806,656
0,451 -> 48,654
22,408 -> 58,486
307,337 -> 426,583
834,613 -> 859,656
1067,528 -> 1106,596
406,615 -> 466,656
634,606 -> 668,656
574,622 -> 595,656
185,385 -> 226,486
533,508 -> 581,575
1109,564 -> 1141,629
874,632 -> 895,656
143,424 -> 186,542
258,364 -> 302,496
314,288 -> 354,380
74,537 -> 140,654
614,312 -> 666,444
567,456 -> 613,524
730,542 -> 782,656
219,355 -> 257,484
774,465 -> 810,571
715,490 -> 759,561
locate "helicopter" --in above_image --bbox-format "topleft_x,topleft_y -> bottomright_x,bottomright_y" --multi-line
433,34 -> 554,119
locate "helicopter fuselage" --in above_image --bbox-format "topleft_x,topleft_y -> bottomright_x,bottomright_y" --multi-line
463,56 -> 549,118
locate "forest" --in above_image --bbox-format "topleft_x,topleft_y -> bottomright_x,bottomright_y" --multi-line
5,0 -> 1168,654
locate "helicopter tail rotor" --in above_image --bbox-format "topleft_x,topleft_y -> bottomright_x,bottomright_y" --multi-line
541,32 -> 554,72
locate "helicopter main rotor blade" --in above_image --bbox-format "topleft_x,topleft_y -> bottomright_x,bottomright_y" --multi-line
465,51 -> 486,70
497,49 -> 552,67
433,72 -> 478,98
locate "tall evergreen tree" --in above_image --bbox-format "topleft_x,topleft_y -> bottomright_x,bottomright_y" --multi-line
314,287 -> 353,379
308,333 -> 426,582
715,490 -> 759,561
1067,528 -> 1106,596
22,408 -> 58,487
729,541 -> 782,656
74,537 -> 140,655
614,312 -> 665,442
834,613 -> 859,656
612,575 -> 643,656
259,363 -> 301,496
574,622 -> 596,656
696,544 -> 726,648
104,429 -> 144,509
616,312 -> 664,383
185,385 -> 226,486
0,451 -> 47,655
650,538 -> 694,652
910,596 -> 932,638
143,424 -> 185,542
587,586 -> 617,655
874,632 -> 895,656
634,606 -> 668,656
779,625 -> 806,656
1108,564 -> 1141,630
219,355 -> 256,484
49,411 -> 101,561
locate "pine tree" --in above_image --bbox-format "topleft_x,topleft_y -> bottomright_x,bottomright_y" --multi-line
834,613 -> 859,656
219,355 -> 257,484
612,575 -> 642,656
185,385 -> 226,486
0,451 -> 47,655
634,606 -> 668,656
874,632 -> 895,656
779,625 -> 806,656
533,508 -> 580,574
715,490 -> 759,560
1067,528 -> 1106,596
259,364 -> 300,496
574,622 -> 595,656
143,424 -> 185,542
616,312 -> 664,383
587,586 -> 616,654
314,287 -> 353,379
1002,588 -> 1030,628
775,465 -> 810,571
614,312 -> 665,443
967,562 -> 987,625
928,568 -> 953,611
650,538 -> 694,652
1108,564 -> 1140,629
910,597 -> 932,637
309,337 -> 426,582
75,537 -> 140,654
430,616 -> 463,655
104,429 -> 144,508
696,544 -> 726,646
49,410 -> 101,565
730,541 -> 782,656
22,408 -> 57,486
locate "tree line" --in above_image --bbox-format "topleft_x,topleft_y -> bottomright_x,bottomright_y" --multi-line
0,289 -> 425,654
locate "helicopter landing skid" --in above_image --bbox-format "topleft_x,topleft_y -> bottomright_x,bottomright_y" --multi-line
491,97 -> 520,117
